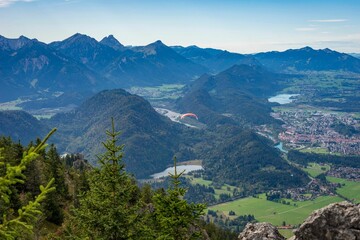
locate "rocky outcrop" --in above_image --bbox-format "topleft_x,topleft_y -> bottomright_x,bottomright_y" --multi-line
293,201 -> 360,240
238,222 -> 286,240
238,201 -> 360,240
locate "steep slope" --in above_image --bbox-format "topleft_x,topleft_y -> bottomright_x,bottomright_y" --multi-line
0,110 -> 48,144
47,89 -> 181,178
202,126 -> 309,191
172,45 -> 259,73
104,40 -> 207,86
177,65 -> 282,126
254,46 -> 360,73
0,36 -> 109,101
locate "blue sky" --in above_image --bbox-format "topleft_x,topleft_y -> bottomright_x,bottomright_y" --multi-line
0,0 -> 359,53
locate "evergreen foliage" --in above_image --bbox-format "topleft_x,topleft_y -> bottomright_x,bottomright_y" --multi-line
0,129 -> 56,239
72,118 -> 144,240
152,157 -> 206,240
44,145 -> 69,224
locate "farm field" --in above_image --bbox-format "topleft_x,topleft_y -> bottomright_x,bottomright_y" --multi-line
327,177 -> 360,203
187,176 -> 236,199
302,162 -> 331,177
208,193 -> 342,227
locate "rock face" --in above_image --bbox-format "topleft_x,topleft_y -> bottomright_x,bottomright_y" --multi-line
238,201 -> 360,240
238,222 -> 286,240
293,201 -> 360,240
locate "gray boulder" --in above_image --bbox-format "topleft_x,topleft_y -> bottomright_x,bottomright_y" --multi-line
293,201 -> 360,240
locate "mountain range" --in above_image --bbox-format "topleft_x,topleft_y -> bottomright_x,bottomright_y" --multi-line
0,34 -> 206,101
171,45 -> 259,73
0,35 -> 106,101
2,33 -> 360,102
1,33 -> 359,187
253,47 -> 360,73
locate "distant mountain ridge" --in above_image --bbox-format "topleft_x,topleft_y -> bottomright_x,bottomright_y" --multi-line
172,45 -> 260,73
0,37 -> 108,101
50,33 -> 122,72
103,40 -> 206,86
253,46 -> 360,73
1,34 -> 360,102
0,34 -> 209,101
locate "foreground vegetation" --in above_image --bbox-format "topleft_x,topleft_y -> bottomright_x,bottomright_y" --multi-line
1,122 -> 240,239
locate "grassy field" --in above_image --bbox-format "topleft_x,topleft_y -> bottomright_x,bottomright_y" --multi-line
302,162 -> 331,177
208,193 -> 342,227
300,147 -> 329,154
327,177 -> 360,203
187,176 -> 237,199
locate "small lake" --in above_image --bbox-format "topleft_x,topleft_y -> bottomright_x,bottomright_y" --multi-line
275,142 -> 288,153
151,165 -> 203,179
268,94 -> 299,105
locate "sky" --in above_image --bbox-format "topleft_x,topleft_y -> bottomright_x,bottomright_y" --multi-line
0,0 -> 359,53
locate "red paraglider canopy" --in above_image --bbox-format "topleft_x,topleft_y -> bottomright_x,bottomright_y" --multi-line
180,113 -> 198,120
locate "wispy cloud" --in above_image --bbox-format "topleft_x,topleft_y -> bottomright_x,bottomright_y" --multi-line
0,0 -> 35,8
295,27 -> 317,32
308,19 -> 348,23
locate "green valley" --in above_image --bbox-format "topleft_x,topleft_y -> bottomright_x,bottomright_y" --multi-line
208,194 -> 342,227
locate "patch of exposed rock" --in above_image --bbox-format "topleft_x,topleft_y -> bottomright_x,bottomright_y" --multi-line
293,201 -> 360,240
238,201 -> 360,240
238,222 -> 285,240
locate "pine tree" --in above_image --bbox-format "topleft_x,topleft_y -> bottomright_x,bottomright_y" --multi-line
44,145 -> 68,225
0,129 -> 56,240
73,118 -> 144,240
152,157 -> 206,240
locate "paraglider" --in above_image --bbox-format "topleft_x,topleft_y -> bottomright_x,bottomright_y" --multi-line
180,113 -> 198,120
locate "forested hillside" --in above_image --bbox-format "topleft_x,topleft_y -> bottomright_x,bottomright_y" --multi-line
177,64 -> 282,126
0,125 -> 239,239
47,89 -> 182,178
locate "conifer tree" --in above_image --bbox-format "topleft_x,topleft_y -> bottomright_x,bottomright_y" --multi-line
0,129 -> 56,240
44,145 -> 68,224
73,118 -> 144,240
152,157 -> 206,240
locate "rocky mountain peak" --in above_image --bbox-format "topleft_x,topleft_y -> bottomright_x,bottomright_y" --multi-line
53,33 -> 99,49
299,46 -> 314,52
0,35 -> 34,51
100,34 -> 125,51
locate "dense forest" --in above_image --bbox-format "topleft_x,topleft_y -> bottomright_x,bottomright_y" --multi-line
0,122 -> 246,239
288,150 -> 360,168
